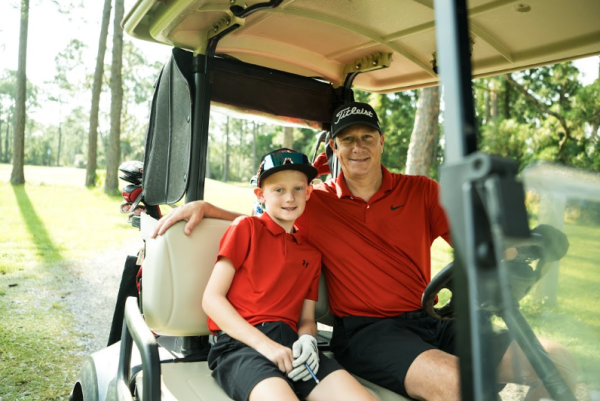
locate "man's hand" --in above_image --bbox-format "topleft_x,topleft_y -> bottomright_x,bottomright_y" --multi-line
151,201 -> 206,238
256,340 -> 295,374
288,334 -> 319,381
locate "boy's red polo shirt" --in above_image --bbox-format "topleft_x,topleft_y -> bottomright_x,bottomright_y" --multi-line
295,166 -> 451,318
207,212 -> 321,333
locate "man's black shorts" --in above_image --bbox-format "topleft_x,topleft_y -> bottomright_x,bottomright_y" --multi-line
208,321 -> 343,401
330,311 -> 511,397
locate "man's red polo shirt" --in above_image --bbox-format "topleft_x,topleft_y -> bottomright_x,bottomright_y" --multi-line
207,212 -> 321,333
295,166 -> 450,318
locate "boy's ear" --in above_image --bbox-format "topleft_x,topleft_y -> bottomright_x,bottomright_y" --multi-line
253,187 -> 264,202
306,184 -> 314,200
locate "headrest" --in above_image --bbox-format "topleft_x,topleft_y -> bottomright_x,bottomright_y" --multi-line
142,217 -> 231,336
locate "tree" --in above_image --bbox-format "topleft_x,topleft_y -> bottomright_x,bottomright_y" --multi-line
223,116 -> 230,182
11,0 -> 30,185
86,0 -> 111,185
283,127 -> 294,149
405,86 -> 440,176
105,0 -> 124,194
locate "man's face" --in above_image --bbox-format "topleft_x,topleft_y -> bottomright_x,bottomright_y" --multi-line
330,124 -> 384,179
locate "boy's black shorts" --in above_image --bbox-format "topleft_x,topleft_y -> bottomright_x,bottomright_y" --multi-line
208,321 -> 343,401
330,310 -> 512,398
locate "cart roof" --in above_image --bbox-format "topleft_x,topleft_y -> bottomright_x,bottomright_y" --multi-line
124,0 -> 600,93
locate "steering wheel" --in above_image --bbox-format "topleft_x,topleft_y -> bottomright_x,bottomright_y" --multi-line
422,262 -> 455,320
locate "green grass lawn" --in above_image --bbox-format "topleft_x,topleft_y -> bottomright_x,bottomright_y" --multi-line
518,222 -> 600,387
0,164 -> 256,400
1,163 -> 598,397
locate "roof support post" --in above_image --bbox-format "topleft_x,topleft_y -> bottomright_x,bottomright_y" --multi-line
433,0 -> 496,399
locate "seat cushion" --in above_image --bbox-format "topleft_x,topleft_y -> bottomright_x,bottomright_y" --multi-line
136,360 -> 410,401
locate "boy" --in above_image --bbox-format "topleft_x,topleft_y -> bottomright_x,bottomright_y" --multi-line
202,148 -> 376,401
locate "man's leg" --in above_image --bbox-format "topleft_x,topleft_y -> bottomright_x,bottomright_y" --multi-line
404,349 -> 461,401
497,338 -> 577,400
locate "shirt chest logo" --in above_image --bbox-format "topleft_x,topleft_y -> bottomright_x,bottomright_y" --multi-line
302,260 -> 309,268
391,204 -> 405,210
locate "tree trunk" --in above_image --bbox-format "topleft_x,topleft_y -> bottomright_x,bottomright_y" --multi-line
11,0 -> 29,185
283,126 -> 294,149
105,0 -> 124,194
405,86 -> 440,176
4,119 -> 10,163
484,88 -> 491,124
0,116 -> 3,162
223,116 -> 230,182
56,121 -> 62,166
252,122 -> 257,172
86,0 -> 111,186
503,77 -> 511,119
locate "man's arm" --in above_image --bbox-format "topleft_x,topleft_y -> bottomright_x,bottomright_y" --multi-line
202,257 -> 294,373
151,200 -> 244,238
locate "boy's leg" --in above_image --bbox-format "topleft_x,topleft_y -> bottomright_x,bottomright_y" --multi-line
249,377 -> 298,401
305,370 -> 378,401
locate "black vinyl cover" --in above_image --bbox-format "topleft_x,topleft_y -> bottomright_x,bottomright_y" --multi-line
142,51 -> 193,206
142,48 -> 345,206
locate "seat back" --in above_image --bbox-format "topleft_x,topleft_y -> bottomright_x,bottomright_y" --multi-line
142,216 -> 231,336
315,274 -> 334,326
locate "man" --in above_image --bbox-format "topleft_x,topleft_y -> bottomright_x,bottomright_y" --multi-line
152,102 -> 576,400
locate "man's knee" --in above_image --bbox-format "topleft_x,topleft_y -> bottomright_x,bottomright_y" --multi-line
405,349 -> 461,401
498,339 -> 577,387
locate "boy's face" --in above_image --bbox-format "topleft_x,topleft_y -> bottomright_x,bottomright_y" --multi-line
254,170 -> 313,232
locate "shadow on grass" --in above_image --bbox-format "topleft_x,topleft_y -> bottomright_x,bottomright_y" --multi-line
11,184 -> 63,264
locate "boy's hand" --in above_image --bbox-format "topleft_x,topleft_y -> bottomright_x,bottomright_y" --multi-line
288,334 -> 319,381
256,340 -> 294,374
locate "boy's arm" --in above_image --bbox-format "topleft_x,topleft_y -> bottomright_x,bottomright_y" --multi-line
289,299 -> 319,382
152,200 -> 244,238
202,257 -> 294,373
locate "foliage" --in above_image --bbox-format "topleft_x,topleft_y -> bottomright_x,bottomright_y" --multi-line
473,61 -> 600,173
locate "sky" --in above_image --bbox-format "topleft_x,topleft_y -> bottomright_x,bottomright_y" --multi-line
0,1 -> 598,127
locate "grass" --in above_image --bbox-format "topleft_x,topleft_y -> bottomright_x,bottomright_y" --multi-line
1,163 -> 598,396
0,164 -> 256,400
518,222 -> 600,387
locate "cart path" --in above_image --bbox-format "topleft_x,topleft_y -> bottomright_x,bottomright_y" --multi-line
61,237 -> 141,356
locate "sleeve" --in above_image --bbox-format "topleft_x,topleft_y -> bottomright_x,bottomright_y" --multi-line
428,179 -> 452,246
305,251 -> 321,301
217,216 -> 253,270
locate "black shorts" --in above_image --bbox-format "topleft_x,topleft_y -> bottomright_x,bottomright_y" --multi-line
208,321 -> 343,401
330,310 -> 511,397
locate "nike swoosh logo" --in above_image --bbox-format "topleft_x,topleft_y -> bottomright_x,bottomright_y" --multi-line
391,204 -> 404,210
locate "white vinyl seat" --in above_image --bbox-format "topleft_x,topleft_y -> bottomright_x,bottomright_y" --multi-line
140,214 -> 409,401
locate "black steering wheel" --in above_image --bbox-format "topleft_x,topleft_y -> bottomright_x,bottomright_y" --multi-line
422,262 -> 455,320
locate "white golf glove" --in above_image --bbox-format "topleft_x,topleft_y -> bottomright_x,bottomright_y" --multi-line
288,334 -> 319,382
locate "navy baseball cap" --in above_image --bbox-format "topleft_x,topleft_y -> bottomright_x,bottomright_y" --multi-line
331,102 -> 381,138
255,148 -> 318,187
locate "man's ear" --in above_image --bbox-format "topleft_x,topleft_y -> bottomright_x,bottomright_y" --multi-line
253,187 -> 265,202
329,139 -> 337,155
380,134 -> 385,152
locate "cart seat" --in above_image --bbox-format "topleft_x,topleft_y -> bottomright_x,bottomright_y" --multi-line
141,214 -> 409,400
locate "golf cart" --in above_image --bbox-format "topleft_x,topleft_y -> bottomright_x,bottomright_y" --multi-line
69,0 -> 600,400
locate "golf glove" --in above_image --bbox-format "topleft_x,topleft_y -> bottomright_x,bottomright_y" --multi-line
288,334 -> 319,382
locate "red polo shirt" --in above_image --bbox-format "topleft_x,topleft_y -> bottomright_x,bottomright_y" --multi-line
207,212 -> 321,333
295,166 -> 450,318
